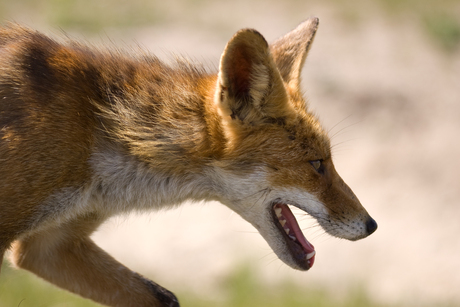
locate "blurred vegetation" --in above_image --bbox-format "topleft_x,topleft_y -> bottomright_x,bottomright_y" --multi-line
424,14 -> 460,52
0,0 -> 459,52
0,261 -> 99,307
330,0 -> 460,52
381,0 -> 460,52
0,261 -> 395,307
0,0 -> 165,31
181,265 -> 393,307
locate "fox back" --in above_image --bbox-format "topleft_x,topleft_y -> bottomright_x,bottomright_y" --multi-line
0,18 -> 376,307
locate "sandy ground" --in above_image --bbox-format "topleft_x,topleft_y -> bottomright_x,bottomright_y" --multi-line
4,1 -> 460,306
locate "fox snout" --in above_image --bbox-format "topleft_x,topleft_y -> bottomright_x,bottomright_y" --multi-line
0,16 -> 378,307
366,217 -> 378,236
214,17 -> 377,272
309,158 -> 377,242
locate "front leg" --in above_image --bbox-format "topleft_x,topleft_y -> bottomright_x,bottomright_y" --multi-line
10,214 -> 179,307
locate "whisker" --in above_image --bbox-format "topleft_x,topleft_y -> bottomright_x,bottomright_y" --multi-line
328,117 -> 363,155
327,115 -> 353,137
259,251 -> 276,261
313,232 -> 334,244
329,122 -> 359,141
301,223 -> 322,231
265,254 -> 283,267
330,138 -> 358,154
238,187 -> 272,213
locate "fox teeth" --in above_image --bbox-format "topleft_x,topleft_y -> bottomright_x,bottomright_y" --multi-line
288,235 -> 297,241
274,207 -> 282,218
284,228 -> 290,235
280,219 -> 286,227
306,251 -> 316,260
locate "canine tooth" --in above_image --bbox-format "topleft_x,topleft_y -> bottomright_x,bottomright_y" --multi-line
284,228 -> 290,235
289,235 -> 297,241
306,251 -> 316,260
280,220 -> 286,227
274,207 -> 282,218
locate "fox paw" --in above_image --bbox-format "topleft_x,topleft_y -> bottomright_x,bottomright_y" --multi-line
143,277 -> 179,307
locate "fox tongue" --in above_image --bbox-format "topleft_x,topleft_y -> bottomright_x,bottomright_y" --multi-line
276,204 -> 315,266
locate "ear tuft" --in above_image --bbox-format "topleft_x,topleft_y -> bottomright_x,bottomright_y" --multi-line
270,17 -> 319,92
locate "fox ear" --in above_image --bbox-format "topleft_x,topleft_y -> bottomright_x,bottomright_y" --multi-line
216,28 -> 288,123
270,17 -> 319,93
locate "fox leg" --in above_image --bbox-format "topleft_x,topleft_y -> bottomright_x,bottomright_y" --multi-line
10,213 -> 179,307
0,246 -> 5,273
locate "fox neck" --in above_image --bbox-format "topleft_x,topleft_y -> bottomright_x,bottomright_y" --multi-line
91,65 -> 232,207
98,67 -> 225,171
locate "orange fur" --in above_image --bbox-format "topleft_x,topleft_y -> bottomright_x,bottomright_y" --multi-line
0,18 -> 376,307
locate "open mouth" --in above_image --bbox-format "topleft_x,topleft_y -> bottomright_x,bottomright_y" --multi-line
272,203 -> 316,270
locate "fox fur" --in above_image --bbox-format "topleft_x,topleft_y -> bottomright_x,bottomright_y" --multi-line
0,18 -> 377,307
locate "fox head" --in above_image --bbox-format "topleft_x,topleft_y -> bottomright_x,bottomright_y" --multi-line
212,18 -> 377,270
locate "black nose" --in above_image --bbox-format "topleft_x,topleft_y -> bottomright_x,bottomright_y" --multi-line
365,217 -> 378,235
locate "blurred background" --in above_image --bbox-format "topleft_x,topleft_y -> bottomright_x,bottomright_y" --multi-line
1,0 -> 459,306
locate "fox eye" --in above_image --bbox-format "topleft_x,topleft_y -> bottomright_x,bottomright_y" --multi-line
310,160 -> 323,173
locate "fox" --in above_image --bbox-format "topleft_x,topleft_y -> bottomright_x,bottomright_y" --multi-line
0,17 -> 377,307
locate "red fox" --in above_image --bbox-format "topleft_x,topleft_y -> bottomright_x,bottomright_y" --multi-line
0,18 -> 377,306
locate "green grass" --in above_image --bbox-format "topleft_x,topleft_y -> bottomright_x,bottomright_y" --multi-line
424,13 -> 460,52
3,261 -> 459,307
180,265 -> 393,307
0,262 -> 100,307
0,261 -> 394,307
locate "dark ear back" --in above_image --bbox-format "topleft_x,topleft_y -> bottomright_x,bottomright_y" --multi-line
270,17 -> 319,92
220,29 -> 268,107
216,28 -> 288,123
